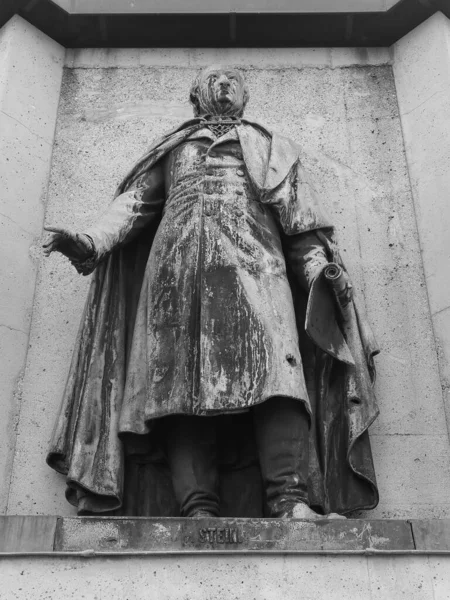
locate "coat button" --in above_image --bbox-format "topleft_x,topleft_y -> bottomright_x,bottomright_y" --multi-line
286,354 -> 297,366
236,169 -> 245,177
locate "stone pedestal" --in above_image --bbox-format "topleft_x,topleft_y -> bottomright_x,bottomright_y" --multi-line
53,517 -> 415,554
1,517 -> 450,599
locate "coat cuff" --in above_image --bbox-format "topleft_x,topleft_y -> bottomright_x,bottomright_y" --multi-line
70,234 -> 98,276
305,269 -> 355,365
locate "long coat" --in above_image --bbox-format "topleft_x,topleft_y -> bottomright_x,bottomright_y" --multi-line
47,119 -> 380,516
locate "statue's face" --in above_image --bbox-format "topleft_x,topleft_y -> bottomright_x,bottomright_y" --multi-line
191,66 -> 248,117
200,67 -> 245,112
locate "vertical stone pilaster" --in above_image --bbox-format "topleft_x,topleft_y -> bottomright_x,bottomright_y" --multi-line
393,11 -> 450,444
0,15 -> 64,513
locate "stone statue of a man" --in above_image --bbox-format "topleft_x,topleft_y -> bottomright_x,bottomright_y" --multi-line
45,66 -> 380,519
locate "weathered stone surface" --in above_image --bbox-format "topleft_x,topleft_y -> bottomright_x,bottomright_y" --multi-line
2,515 -> 450,599
0,516 -> 57,552
367,435 -> 450,520
0,16 -> 64,514
1,555 -> 449,600
65,47 -> 392,69
0,16 -> 64,144
393,12 -> 450,455
394,13 -> 450,314
411,519 -> 450,551
54,518 -> 414,553
433,308 -> 450,436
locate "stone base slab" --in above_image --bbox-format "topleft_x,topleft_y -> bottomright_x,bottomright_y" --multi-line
2,517 -> 450,554
55,518 -> 414,553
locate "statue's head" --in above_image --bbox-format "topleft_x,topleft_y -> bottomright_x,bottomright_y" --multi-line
190,65 -> 249,118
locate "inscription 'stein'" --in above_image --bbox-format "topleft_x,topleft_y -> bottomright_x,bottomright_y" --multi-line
198,527 -> 243,544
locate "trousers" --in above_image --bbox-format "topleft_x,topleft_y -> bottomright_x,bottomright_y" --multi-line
165,397 -> 310,517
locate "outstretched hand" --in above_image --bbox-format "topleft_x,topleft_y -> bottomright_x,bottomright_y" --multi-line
43,226 -> 93,261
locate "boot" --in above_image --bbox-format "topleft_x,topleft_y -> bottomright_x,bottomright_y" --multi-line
165,415 -> 220,518
190,509 -> 218,518
253,397 -> 314,518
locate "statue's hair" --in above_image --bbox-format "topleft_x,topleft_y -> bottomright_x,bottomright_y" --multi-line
189,67 -> 250,117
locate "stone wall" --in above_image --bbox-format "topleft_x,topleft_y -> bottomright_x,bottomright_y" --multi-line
4,38 -> 450,518
393,11 -> 450,452
1,553 -> 449,599
0,16 -> 64,514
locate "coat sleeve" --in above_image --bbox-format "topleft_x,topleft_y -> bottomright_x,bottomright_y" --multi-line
263,160 -> 333,235
74,163 -> 165,275
271,162 -> 356,365
267,158 -> 332,291
283,230 -> 355,366
283,231 -> 328,292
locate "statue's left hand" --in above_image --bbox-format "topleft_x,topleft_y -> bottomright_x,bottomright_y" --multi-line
340,270 -> 354,305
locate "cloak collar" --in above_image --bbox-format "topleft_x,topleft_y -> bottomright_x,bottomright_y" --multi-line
117,118 -> 301,197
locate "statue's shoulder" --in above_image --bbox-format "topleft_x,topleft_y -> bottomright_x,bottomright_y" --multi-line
162,118 -> 204,137
241,119 -> 301,159
241,118 -> 273,139
116,119 -> 203,196
147,118 -> 203,149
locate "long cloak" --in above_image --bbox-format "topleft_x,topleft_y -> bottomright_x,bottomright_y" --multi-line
47,118 -> 380,516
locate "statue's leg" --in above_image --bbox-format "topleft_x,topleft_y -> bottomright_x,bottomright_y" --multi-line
252,397 -> 320,519
165,415 -> 220,518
